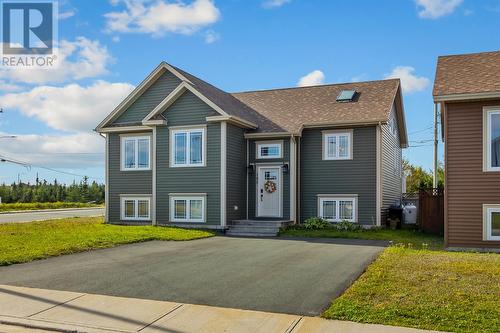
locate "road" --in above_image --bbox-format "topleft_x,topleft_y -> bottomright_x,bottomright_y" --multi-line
0,208 -> 104,223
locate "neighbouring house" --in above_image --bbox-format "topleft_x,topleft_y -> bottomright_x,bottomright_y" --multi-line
95,62 -> 408,236
434,50 -> 500,250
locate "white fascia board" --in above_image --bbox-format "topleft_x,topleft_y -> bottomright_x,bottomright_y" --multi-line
434,91 -> 500,102
206,115 -> 258,129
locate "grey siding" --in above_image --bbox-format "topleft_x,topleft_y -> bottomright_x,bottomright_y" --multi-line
226,124 -> 247,221
156,91 -> 221,226
300,127 -> 377,225
248,139 -> 290,219
113,71 -> 181,124
381,104 -> 403,222
108,132 -> 152,224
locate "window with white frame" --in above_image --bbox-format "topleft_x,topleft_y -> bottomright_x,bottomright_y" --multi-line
170,195 -> 205,222
121,196 -> 151,220
484,205 -> 500,241
485,110 -> 500,171
323,131 -> 352,160
318,196 -> 357,222
121,135 -> 150,170
256,141 -> 282,159
388,117 -> 397,137
170,128 -> 205,167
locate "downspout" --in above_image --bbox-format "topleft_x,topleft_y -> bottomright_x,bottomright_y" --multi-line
297,136 -> 301,224
290,135 -> 296,223
376,122 -> 382,227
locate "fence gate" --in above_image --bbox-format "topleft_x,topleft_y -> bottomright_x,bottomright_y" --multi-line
418,188 -> 444,235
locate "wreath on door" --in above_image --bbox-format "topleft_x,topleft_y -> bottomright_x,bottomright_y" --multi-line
264,180 -> 277,193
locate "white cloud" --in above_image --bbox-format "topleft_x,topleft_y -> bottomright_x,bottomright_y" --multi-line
0,132 -> 104,168
415,0 -> 463,19
204,30 -> 220,44
262,0 -> 291,9
1,37 -> 113,84
0,81 -> 135,132
0,80 -> 22,92
385,66 -> 430,94
297,70 -> 325,87
104,0 -> 220,37
58,11 -> 75,20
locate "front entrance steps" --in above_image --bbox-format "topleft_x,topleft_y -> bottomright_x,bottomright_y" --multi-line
226,219 -> 292,237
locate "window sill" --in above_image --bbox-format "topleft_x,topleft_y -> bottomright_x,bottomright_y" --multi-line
170,164 -> 206,168
170,220 -> 206,223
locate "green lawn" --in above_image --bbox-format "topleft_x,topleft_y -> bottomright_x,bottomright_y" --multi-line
0,217 -> 214,266
280,227 -> 443,249
0,202 -> 103,212
324,247 -> 500,333
281,227 -> 499,333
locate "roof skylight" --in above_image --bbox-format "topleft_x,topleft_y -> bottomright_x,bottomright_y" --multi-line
336,90 -> 357,102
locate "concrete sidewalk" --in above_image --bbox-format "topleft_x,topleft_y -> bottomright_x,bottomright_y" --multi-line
0,285 -> 442,333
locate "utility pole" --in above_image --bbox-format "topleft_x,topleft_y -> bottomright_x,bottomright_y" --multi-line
433,103 -> 439,188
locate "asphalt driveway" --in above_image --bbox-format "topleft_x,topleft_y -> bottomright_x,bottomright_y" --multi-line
0,237 -> 386,316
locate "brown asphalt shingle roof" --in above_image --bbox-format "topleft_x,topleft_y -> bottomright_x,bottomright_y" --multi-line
433,51 -> 500,97
231,80 -> 401,134
171,63 -> 401,134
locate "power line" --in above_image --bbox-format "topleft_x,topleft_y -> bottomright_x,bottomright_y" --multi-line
0,154 -> 103,181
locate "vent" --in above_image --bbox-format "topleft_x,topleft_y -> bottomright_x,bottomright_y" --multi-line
336,90 -> 357,102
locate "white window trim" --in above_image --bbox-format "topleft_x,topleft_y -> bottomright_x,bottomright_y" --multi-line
483,108 -> 500,172
483,204 -> 500,241
256,140 -> 283,159
322,130 -> 353,160
120,196 -> 151,221
317,195 -> 358,223
120,134 -> 151,171
169,195 -> 206,223
169,126 -> 207,167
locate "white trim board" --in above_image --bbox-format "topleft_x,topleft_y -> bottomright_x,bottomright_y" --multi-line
95,62 -> 191,131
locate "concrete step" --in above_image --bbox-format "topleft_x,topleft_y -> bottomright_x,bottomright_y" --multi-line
226,231 -> 277,237
230,220 -> 290,227
228,225 -> 280,231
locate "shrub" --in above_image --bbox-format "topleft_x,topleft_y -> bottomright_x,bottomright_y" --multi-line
333,220 -> 362,231
304,217 -> 330,230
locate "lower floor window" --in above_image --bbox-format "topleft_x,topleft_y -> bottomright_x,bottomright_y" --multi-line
170,195 -> 205,222
484,205 -> 500,241
318,196 -> 357,222
121,196 -> 151,220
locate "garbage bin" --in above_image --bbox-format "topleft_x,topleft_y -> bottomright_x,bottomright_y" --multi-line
387,205 -> 403,229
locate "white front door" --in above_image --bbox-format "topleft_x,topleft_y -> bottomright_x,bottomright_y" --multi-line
257,166 -> 281,217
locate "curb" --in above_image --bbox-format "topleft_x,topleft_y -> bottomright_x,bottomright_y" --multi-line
0,207 -> 104,215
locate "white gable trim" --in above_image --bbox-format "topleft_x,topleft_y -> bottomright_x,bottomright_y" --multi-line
95,62 -> 192,131
142,81 -> 229,122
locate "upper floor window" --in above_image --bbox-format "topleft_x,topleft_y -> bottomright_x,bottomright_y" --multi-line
485,109 -> 500,171
256,141 -> 282,159
170,127 -> 206,167
323,131 -> 352,160
121,135 -> 150,170
388,117 -> 397,137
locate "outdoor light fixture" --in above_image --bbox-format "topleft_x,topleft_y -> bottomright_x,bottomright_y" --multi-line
282,163 -> 289,173
247,163 -> 255,174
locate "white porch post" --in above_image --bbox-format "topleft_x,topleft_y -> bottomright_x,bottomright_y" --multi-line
220,121 -> 227,227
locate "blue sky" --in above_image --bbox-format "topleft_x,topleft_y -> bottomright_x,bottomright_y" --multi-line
0,0 -> 499,184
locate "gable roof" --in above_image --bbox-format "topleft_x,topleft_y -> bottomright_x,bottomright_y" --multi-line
96,62 -> 407,146
433,51 -> 500,101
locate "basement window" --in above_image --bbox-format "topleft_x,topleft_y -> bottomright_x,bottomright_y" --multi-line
121,196 -> 151,221
484,205 -> 500,241
318,196 -> 357,223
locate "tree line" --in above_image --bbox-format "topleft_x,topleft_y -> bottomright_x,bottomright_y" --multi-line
0,176 -> 104,204
404,159 -> 444,193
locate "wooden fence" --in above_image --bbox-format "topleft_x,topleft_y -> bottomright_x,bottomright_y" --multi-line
418,188 -> 444,235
